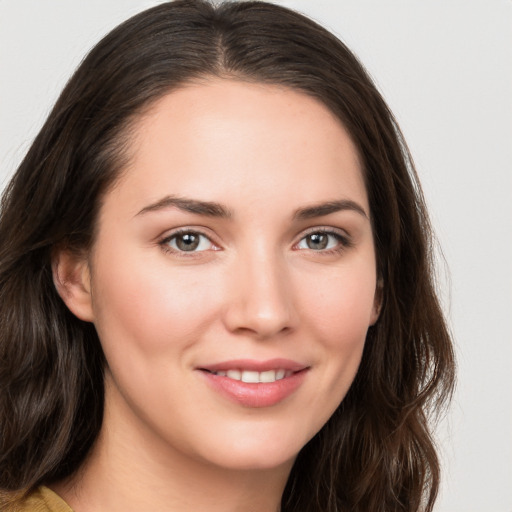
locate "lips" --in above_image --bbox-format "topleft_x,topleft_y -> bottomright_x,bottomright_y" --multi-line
197,359 -> 309,408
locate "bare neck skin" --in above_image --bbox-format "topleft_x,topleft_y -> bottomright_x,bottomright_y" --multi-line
52,374 -> 292,512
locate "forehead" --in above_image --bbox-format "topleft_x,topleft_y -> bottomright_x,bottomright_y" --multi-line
107,78 -> 368,216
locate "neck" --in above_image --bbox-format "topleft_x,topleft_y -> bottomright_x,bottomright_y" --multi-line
52,375 -> 293,512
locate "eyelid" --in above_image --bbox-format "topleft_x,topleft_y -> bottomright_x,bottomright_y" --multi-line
158,227 -> 221,255
293,226 -> 353,252
297,225 -> 351,241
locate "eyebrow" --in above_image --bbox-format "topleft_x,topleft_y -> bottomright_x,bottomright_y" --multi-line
293,200 -> 369,220
136,195 -> 368,221
136,195 -> 232,218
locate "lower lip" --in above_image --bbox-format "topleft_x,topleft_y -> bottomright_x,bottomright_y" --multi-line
199,369 -> 308,408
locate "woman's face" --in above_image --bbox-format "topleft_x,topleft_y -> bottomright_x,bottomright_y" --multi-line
75,79 -> 380,471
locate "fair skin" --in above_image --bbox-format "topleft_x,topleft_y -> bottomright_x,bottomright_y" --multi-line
53,79 -> 380,512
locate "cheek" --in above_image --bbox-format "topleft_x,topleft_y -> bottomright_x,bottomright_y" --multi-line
299,261 -> 376,404
302,262 -> 377,344
89,249 -> 225,355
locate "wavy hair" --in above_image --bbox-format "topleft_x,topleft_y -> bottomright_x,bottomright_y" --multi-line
0,1 -> 455,510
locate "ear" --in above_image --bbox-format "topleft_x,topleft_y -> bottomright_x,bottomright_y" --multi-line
52,248 -> 94,322
370,277 -> 383,326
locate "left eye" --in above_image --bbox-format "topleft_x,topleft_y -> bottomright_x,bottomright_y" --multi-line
164,231 -> 214,252
297,232 -> 342,251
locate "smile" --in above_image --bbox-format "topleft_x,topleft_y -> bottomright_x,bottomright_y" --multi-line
206,369 -> 293,383
198,359 -> 309,408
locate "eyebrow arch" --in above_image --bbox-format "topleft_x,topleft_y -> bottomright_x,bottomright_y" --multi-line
293,200 -> 369,220
136,195 -> 232,218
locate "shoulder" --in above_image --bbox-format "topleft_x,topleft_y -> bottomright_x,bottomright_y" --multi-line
0,486 -> 73,512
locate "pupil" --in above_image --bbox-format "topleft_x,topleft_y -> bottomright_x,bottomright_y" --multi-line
176,233 -> 199,251
307,233 -> 328,250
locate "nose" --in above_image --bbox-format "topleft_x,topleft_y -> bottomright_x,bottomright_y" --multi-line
222,250 -> 298,340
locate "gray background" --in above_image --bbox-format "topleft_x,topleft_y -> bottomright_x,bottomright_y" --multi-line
1,1 -> 511,510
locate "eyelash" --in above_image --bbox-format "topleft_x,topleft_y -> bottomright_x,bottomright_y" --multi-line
295,228 -> 352,254
158,227 -> 352,256
159,229 -> 218,257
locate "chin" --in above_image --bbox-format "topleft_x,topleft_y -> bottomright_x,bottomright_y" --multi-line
209,449 -> 298,473
193,425 -> 312,472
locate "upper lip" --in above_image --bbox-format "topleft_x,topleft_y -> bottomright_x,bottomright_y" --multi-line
198,358 -> 308,373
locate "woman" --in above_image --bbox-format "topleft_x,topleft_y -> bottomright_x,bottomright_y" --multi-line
0,1 -> 455,511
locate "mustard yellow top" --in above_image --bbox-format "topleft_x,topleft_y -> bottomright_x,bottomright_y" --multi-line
2,486 -> 73,512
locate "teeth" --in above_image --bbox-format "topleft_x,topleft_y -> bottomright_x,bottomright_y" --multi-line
226,369 -> 241,380
241,370 -> 259,383
259,370 -> 276,383
213,369 -> 292,383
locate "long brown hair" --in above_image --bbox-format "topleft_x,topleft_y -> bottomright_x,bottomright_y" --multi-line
0,1 -> 455,510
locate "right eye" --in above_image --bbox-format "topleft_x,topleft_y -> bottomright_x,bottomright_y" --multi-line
161,231 -> 215,253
